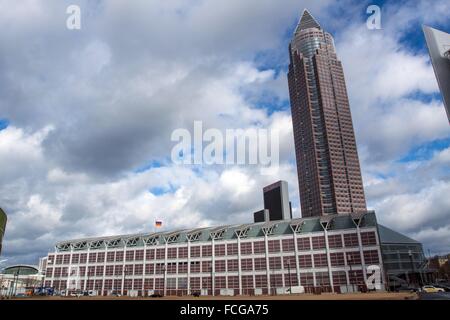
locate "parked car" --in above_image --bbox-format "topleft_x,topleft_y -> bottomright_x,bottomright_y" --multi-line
70,291 -> 83,297
396,285 -> 419,293
432,284 -> 450,292
422,285 -> 445,293
36,287 -> 54,296
192,291 -> 200,297
150,293 -> 163,298
110,291 -> 121,297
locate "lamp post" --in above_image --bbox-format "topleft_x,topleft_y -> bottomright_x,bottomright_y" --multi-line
287,261 -> 292,294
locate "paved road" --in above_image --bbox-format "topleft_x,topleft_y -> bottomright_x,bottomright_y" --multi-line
418,292 -> 450,300
16,292 -> 417,300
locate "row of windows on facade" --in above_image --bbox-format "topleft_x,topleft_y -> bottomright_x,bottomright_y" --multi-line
384,261 -> 424,271
46,270 -> 366,291
46,250 -> 380,278
49,232 -> 377,265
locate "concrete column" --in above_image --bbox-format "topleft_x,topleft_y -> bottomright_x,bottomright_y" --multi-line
66,248 -> 73,294
164,242 -> 168,296
323,230 -> 334,293
84,247 -> 90,292
142,243 -> 146,296
211,239 -> 215,296
293,233 -> 300,285
374,229 -> 386,290
187,241 -> 191,295
311,237 -> 317,287
121,245 -> 126,296
264,235 -> 270,294
102,246 -> 107,296
343,247 -> 351,291
237,237 -> 242,295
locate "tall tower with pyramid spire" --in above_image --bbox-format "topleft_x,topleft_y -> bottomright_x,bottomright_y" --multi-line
288,10 -> 367,217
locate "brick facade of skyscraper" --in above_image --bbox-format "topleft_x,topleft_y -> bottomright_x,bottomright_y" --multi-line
288,10 -> 367,217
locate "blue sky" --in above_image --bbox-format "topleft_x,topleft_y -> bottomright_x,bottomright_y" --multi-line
399,138 -> 450,163
0,119 -> 9,131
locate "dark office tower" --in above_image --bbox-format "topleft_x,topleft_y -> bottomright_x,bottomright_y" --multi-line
263,181 -> 291,221
253,209 -> 269,223
287,10 -> 367,217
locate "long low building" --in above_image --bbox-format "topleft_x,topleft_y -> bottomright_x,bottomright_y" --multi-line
43,211 -> 392,296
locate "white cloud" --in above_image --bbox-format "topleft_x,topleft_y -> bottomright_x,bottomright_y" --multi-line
339,27 -> 438,103
0,125 -> 52,181
375,180 -> 450,252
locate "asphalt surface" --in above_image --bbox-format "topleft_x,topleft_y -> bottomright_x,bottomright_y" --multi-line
9,292 -> 417,300
418,292 -> 450,300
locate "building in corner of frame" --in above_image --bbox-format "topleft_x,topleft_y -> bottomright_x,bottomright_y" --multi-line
0,207 -> 7,257
423,25 -> 450,123
43,211 -> 391,297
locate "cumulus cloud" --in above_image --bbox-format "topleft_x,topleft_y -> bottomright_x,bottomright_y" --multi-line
332,0 -> 450,255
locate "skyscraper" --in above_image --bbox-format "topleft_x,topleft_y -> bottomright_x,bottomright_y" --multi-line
423,25 -> 450,123
253,209 -> 269,223
263,180 -> 291,221
287,10 -> 367,217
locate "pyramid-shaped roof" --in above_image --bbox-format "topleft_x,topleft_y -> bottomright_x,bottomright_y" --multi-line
295,9 -> 321,34
378,224 -> 420,244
